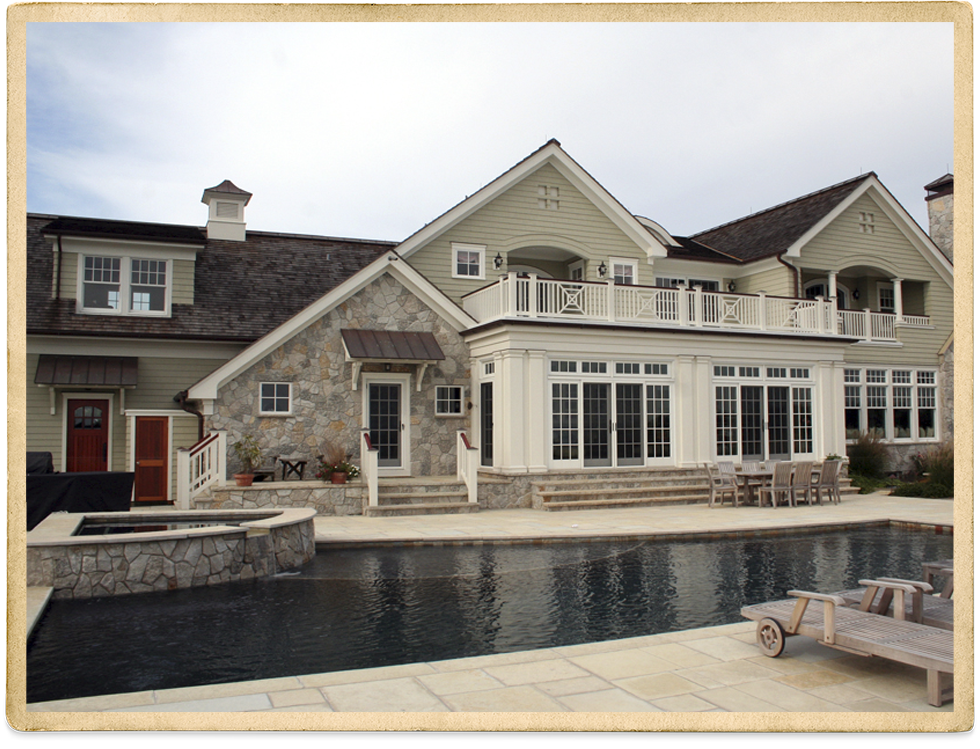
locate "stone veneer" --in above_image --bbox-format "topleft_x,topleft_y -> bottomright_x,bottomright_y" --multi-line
927,191 -> 954,263
209,274 -> 473,481
27,509 -> 316,599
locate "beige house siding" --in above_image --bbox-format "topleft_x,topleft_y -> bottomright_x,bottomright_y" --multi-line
734,265 -> 793,297
407,162 -> 652,303
26,352 -> 228,473
797,194 -> 953,366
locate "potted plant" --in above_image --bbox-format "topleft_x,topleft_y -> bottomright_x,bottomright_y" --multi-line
316,441 -> 360,484
232,434 -> 263,487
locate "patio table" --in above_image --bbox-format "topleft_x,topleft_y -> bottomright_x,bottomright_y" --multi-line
734,469 -> 772,506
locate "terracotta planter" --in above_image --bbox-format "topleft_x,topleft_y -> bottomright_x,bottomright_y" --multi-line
234,473 -> 255,487
330,472 -> 348,485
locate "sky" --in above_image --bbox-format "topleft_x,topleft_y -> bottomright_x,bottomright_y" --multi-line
25,20 -> 954,242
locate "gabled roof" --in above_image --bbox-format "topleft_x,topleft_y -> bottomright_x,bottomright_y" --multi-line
187,252 -> 475,400
27,214 -> 396,342
395,139 -> 668,261
689,174 -> 873,263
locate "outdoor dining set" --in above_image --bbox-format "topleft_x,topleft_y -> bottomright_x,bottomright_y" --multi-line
704,459 -> 843,508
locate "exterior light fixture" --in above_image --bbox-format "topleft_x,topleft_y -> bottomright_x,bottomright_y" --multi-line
727,281 -> 736,293
597,261 -> 607,279
852,289 -> 861,300
493,252 -> 503,270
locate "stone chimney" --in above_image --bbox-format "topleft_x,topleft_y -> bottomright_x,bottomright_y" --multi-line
924,174 -> 953,262
202,180 -> 252,241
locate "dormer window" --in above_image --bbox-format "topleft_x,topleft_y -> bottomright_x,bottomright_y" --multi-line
79,254 -> 171,316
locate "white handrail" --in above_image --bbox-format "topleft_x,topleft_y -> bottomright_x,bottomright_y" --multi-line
457,430 -> 479,504
176,430 -> 226,510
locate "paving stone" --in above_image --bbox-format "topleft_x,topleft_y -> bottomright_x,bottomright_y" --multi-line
692,686 -> 786,712
557,688 -> 662,712
416,669 -> 504,696
567,650 -> 677,681
440,685 -> 567,712
320,677 -> 448,712
482,658 -> 593,686
615,672 -> 705,701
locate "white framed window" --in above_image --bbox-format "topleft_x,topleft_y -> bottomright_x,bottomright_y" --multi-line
656,276 -> 720,291
615,362 -> 640,375
844,367 -> 939,442
435,385 -> 464,416
610,258 -> 637,286
451,243 -> 486,280
569,260 -> 584,281
551,360 -> 578,373
79,254 -> 171,316
259,383 -> 292,415
877,283 -> 896,314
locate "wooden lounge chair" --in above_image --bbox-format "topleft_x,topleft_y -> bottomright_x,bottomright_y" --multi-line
811,460 -> 842,504
705,462 -> 739,507
836,578 -> 954,631
790,461 -> 814,505
922,560 -> 954,598
759,462 -> 795,507
741,588 -> 954,706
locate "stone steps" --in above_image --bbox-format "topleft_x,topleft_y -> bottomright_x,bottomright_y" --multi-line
366,476 -> 479,516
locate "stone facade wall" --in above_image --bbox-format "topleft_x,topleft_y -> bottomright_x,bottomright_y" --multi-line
204,481 -> 365,516
927,193 -> 954,262
209,274 -> 473,481
941,340 -> 954,441
28,518 -> 315,599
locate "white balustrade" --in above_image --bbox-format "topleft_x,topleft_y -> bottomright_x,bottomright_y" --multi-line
462,276 -> 914,341
176,430 -> 226,510
360,429 -> 379,507
456,430 -> 479,504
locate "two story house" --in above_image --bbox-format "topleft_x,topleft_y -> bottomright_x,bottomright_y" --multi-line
25,141 -> 954,510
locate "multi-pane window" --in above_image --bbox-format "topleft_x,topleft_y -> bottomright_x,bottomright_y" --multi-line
715,386 -> 739,456
612,260 -> 636,286
435,386 -> 464,416
615,362 -> 640,375
646,385 -> 671,458
739,367 -> 760,378
878,285 -> 895,314
483,361 -> 495,376
714,366 -> 736,377
552,383 -> 579,460
790,368 -> 810,379
844,368 -> 939,441
551,360 -> 577,373
452,243 -> 485,279
80,255 -> 170,315
582,362 -> 607,374
645,363 -> 669,376
767,367 -> 787,379
792,388 -> 813,454
259,383 -> 291,414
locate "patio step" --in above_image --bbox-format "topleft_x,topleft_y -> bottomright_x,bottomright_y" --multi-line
532,468 -> 709,511
366,476 -> 479,517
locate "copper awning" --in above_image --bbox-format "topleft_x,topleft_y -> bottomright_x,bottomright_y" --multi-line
34,355 -> 138,386
341,329 -> 445,361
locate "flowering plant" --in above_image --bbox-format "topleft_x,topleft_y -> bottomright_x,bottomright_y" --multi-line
315,440 -> 360,480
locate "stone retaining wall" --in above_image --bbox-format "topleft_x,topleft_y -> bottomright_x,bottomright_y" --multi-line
204,481 -> 365,515
27,510 -> 316,600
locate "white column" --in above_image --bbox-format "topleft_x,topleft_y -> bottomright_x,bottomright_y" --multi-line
526,350 -> 549,472
694,356 -> 714,464
891,278 -> 904,319
674,355 -> 697,465
498,349 -> 526,472
827,271 -> 838,305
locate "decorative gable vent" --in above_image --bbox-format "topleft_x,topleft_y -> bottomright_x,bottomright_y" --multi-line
201,180 -> 252,241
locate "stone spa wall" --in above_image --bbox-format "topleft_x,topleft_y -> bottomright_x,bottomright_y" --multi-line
27,509 -> 316,599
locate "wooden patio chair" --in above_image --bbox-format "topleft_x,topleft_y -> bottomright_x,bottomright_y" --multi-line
811,460 -> 842,504
790,461 -> 815,505
762,460 -> 777,471
704,463 -> 739,508
758,462 -> 795,507
741,587 -> 954,706
740,461 -> 760,472
922,560 -> 955,598
837,578 -> 954,631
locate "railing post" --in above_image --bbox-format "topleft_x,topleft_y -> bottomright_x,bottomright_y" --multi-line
606,280 -> 616,321
528,273 -> 539,318
457,430 -> 479,504
677,287 -> 688,326
177,449 -> 190,510
694,285 -> 704,327
815,296 -> 826,334
863,308 -> 873,342
758,292 -> 768,331
361,428 -> 379,507
216,430 -> 227,486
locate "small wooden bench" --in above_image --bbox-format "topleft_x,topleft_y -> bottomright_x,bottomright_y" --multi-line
742,588 -> 953,706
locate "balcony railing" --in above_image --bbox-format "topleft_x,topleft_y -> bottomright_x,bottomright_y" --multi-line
462,274 -> 920,342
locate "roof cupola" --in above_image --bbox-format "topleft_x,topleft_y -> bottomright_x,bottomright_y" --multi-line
202,180 -> 252,241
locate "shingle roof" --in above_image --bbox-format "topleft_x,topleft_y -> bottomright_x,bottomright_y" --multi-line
688,174 -> 872,262
27,214 -> 396,342
665,235 -> 742,265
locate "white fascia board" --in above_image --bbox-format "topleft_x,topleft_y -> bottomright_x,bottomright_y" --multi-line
396,143 -> 665,261
785,177 -> 953,289
27,334 -> 244,360
635,217 -> 683,248
187,254 -> 475,400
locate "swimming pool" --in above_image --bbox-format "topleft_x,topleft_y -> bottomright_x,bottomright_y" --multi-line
26,524 -> 953,704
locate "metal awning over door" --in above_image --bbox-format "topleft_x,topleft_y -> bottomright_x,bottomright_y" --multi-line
340,330 -> 445,391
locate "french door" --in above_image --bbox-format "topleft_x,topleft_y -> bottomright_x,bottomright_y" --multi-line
480,382 -> 494,467
582,383 -> 645,468
365,376 -> 410,474
733,385 -> 794,461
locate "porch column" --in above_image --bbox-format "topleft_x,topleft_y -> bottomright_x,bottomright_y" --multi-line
497,349 -> 526,472
827,271 -> 838,305
694,356 -> 714,464
525,350 -> 549,472
675,355 -> 698,466
891,278 -> 904,319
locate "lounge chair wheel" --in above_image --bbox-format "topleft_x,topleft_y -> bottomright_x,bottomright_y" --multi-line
757,618 -> 786,657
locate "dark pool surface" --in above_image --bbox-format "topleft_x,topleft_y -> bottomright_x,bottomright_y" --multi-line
27,525 -> 953,703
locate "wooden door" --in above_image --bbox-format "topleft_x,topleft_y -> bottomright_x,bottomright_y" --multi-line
134,416 -> 169,503
66,399 -> 109,472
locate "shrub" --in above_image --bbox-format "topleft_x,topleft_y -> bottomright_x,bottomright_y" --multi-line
846,432 -> 890,479
913,441 -> 954,488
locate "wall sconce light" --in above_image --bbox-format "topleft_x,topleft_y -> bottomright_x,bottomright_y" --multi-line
493,252 -> 503,270
597,261 -> 607,279
384,363 -> 392,372
852,289 -> 861,300
727,281 -> 737,293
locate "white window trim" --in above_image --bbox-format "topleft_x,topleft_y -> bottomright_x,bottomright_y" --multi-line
76,254 -> 173,317
803,280 -> 851,309
609,257 -> 638,285
569,260 -> 585,281
432,385 -> 466,419
451,242 -> 486,281
258,382 -> 293,416
656,275 -> 721,291
843,367 -> 940,443
876,281 -> 896,314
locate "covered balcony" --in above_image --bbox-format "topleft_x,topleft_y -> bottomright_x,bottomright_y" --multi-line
462,273 -> 925,341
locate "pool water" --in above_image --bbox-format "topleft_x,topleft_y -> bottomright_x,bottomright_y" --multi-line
26,525 -> 953,704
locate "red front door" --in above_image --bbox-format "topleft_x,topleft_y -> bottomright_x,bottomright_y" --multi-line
134,416 -> 169,503
66,399 -> 109,472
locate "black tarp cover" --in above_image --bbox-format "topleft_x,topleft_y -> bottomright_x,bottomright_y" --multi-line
27,452 -> 54,474
27,472 -> 134,530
